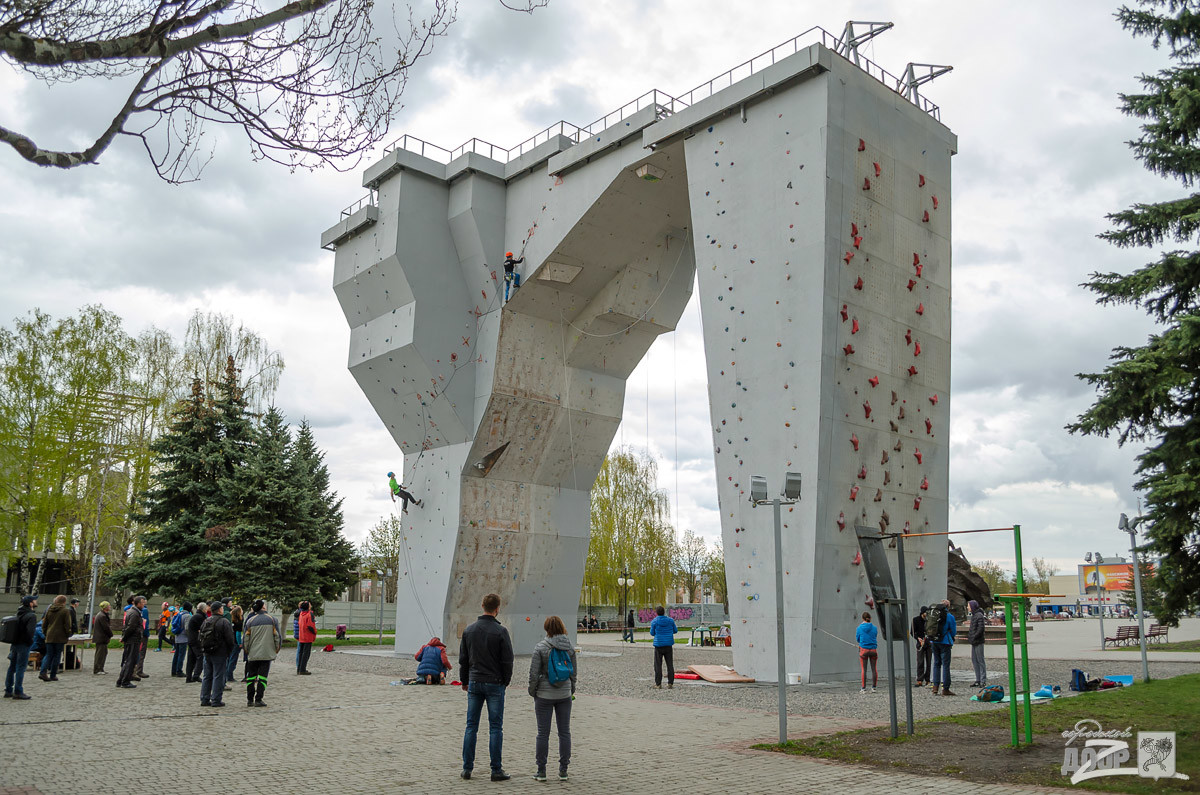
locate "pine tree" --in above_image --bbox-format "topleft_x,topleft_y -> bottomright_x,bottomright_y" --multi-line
291,420 -> 357,607
1070,2 -> 1200,625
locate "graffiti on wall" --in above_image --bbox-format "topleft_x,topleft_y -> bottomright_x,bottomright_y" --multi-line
637,607 -> 695,624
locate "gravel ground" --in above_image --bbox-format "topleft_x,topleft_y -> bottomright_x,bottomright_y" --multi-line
306,643 -> 1200,724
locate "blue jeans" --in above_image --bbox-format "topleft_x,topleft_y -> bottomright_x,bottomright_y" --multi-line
40,642 -> 64,677
932,642 -> 952,688
171,640 -> 187,676
226,645 -> 239,680
462,681 -> 506,773
6,643 -> 31,695
200,652 -> 228,704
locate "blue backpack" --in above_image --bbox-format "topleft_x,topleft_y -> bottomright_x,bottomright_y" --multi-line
170,612 -> 184,635
547,647 -> 574,685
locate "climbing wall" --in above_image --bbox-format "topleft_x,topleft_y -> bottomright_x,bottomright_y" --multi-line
678,49 -> 955,682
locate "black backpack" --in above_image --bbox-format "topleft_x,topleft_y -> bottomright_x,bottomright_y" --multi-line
198,617 -> 220,652
0,615 -> 17,644
925,605 -> 946,642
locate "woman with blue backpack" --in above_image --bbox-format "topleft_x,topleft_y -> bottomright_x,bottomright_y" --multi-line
527,615 -> 576,783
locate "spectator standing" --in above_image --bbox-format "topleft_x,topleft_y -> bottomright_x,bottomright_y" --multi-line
415,637 -> 452,685
4,594 -> 38,700
227,604 -> 244,682
930,598 -> 957,696
649,605 -> 677,689
39,595 -> 72,682
292,603 -> 302,666
968,600 -> 987,688
911,606 -> 932,687
198,600 -> 235,707
855,612 -> 879,694
527,616 -> 575,782
116,596 -> 145,689
459,593 -> 514,782
64,598 -> 80,671
91,601 -> 114,675
296,601 -> 317,675
135,599 -> 150,678
624,610 -> 635,643
171,603 -> 193,677
157,603 -> 171,651
242,599 -> 281,707
185,602 -> 208,683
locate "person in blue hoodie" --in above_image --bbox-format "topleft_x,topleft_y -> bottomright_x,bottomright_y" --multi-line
855,612 -> 879,694
930,598 -> 958,696
648,606 -> 677,689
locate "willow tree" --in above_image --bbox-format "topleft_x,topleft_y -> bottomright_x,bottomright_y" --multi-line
584,448 -> 677,609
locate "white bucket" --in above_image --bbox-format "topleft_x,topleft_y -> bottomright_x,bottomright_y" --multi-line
787,673 -> 801,685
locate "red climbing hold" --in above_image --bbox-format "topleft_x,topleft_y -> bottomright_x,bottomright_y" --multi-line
916,303 -> 925,316
913,253 -> 921,267
918,174 -> 926,187
932,195 -> 939,209
849,484 -> 860,501
913,496 -> 922,510
840,304 -> 849,321
903,520 -> 911,534
843,344 -> 855,355
914,448 -> 923,464
913,342 -> 922,357
868,375 -> 879,388
853,235 -> 863,249
853,277 -> 864,290
925,418 -> 933,434
905,329 -> 912,345
906,279 -> 917,292
858,466 -> 867,480
850,433 -> 860,451
865,594 -> 875,608
920,476 -> 929,491
928,394 -> 939,406
852,550 -> 863,565
917,556 -> 925,569
837,511 -> 846,531
907,365 -> 918,376
851,222 -> 859,236
873,162 -> 881,177
914,263 -> 923,278
863,400 -> 872,419
843,251 -> 855,264
851,318 -> 859,335
922,210 -> 930,222
858,139 -> 866,152
863,177 -> 871,191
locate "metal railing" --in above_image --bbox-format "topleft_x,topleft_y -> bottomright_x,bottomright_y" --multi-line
373,25 -> 942,175
340,193 -> 375,218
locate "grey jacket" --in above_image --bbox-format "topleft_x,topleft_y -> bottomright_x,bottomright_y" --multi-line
968,610 -> 986,646
527,634 -> 576,700
243,611 -> 282,661
174,610 -> 192,644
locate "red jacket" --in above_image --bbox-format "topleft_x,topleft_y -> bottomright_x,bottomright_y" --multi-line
298,610 -> 317,643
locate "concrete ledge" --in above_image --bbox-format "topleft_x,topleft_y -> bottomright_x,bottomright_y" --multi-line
320,204 -> 379,250
363,147 -> 447,189
548,104 -> 662,176
446,151 -> 506,184
503,134 -> 576,180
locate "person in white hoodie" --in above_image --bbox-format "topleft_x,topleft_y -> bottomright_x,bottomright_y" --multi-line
527,616 -> 577,782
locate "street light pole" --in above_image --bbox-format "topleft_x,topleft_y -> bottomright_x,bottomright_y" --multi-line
1119,514 -> 1151,683
1087,552 -> 1105,649
617,566 -> 634,643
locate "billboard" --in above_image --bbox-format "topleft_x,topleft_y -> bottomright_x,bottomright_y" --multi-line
1077,563 -> 1134,593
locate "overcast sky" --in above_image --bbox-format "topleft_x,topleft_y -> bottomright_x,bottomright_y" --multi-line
0,1 -> 1176,578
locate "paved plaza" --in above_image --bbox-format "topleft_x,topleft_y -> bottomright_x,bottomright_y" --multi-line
8,624 -> 1197,795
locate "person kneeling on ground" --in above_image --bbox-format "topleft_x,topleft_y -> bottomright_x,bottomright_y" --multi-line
415,636 -> 452,684
242,599 -> 282,707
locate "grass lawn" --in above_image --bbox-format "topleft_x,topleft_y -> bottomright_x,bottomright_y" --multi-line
1105,638 -> 1200,653
754,673 -> 1199,792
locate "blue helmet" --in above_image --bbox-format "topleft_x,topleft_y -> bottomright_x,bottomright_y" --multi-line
387,472 -> 395,478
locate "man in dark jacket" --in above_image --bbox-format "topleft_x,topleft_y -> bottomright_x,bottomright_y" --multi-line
91,601 -> 114,675
968,600 -> 987,687
116,596 -> 145,689
199,600 -> 235,708
459,593 -> 514,782
911,606 -> 932,687
65,598 -> 80,671
185,602 -> 207,683
4,594 -> 38,699
39,595 -> 72,681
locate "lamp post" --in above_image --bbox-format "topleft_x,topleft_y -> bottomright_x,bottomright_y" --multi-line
750,471 -> 802,745
1085,552 -> 1105,649
1119,513 -> 1151,683
617,567 -> 634,643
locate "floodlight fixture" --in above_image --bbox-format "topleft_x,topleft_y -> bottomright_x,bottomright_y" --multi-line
1118,513 -> 1129,532
783,472 -> 802,501
750,475 -> 768,504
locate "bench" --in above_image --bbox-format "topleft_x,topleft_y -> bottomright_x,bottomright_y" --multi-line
1103,625 -> 1140,648
1147,624 -> 1169,644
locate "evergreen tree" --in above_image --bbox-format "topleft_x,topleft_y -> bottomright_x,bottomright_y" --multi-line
291,420 -> 357,606
1070,1 -> 1200,625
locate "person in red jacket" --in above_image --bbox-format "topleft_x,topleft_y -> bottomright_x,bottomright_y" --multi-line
296,601 -> 317,676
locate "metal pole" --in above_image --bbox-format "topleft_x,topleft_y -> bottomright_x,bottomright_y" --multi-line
85,554 -> 101,642
881,601 -> 898,738
1002,598 -> 1019,747
1013,524 -> 1032,744
895,535 -> 914,735
1095,558 -> 1106,650
378,576 -> 384,646
773,498 -> 788,744
1127,528 -> 1150,682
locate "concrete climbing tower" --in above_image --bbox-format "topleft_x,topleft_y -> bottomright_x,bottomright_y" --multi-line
321,30 -> 955,683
